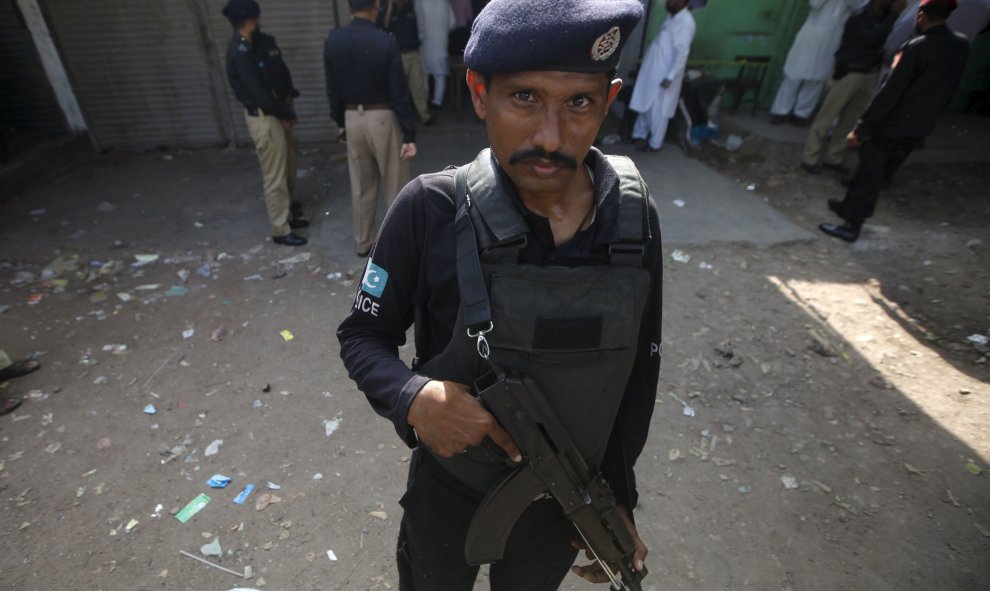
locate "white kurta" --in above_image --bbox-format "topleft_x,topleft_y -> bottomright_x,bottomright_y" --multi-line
415,0 -> 455,76
629,8 -> 696,118
783,0 -> 867,81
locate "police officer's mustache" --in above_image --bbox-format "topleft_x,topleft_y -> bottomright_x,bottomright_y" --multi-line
509,148 -> 578,169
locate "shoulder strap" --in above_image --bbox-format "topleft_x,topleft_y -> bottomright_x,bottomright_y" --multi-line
604,154 -> 650,267
453,163 -> 494,331
467,150 -> 530,248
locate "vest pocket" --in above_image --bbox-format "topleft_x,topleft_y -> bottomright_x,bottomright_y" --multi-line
486,265 -> 646,356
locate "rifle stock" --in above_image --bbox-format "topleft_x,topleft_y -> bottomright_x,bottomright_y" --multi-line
464,371 -> 647,590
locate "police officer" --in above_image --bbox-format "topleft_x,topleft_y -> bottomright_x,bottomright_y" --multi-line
324,0 -> 418,258
800,0 -> 907,175
379,0 -> 434,125
820,0 -> 969,242
336,0 -> 661,588
223,0 -> 308,247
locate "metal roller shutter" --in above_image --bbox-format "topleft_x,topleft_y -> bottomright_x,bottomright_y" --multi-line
0,0 -> 64,133
207,0 -> 342,145
42,0 -> 226,150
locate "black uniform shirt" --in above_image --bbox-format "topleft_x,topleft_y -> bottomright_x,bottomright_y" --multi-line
834,5 -> 898,73
336,148 -> 663,509
379,1 -> 421,52
855,24 -> 970,140
225,31 -> 299,121
323,18 -> 417,143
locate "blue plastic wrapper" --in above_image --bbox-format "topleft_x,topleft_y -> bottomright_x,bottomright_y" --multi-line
233,483 -> 255,505
207,474 -> 232,488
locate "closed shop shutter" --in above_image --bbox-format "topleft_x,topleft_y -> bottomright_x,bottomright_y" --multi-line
0,0 -> 64,134
42,0 -> 226,150
207,0 -> 343,145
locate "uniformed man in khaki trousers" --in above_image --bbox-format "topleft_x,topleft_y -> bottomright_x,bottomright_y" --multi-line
324,0 -> 418,257
224,0 -> 309,247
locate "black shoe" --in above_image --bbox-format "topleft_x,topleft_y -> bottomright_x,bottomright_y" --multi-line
356,249 -> 371,258
789,115 -> 811,127
636,143 -> 659,153
818,222 -> 860,243
801,162 -> 821,174
827,198 -> 848,218
770,115 -> 787,125
822,163 -> 851,175
273,233 -> 307,246
289,218 -> 309,229
290,200 -> 304,216
0,397 -> 22,417
0,359 -> 40,382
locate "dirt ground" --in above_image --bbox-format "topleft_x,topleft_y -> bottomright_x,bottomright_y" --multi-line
0,118 -> 988,591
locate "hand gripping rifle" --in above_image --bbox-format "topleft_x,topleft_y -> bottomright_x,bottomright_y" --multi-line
464,370 -> 648,591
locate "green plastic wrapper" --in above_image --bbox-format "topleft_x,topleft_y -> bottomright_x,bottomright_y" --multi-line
175,493 -> 211,523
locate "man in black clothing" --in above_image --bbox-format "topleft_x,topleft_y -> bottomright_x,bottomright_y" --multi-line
325,0 -> 418,257
337,0 -> 658,589
802,0 -> 907,175
379,0 -> 433,124
223,0 -> 308,247
820,0 -> 970,242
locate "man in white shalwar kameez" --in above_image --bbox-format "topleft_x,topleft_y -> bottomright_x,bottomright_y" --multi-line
771,0 -> 867,125
415,0 -> 455,110
629,0 -> 696,151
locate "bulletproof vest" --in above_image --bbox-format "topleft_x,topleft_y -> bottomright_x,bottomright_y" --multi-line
419,149 -> 652,494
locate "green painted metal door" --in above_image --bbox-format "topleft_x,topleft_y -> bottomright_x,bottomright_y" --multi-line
644,0 -> 811,109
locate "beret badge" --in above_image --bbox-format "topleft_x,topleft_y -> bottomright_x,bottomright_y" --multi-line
591,26 -> 621,62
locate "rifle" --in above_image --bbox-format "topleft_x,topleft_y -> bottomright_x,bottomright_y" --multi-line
464,370 -> 648,591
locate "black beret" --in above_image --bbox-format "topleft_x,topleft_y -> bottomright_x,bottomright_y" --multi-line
222,0 -> 260,21
348,0 -> 376,10
464,0 -> 643,74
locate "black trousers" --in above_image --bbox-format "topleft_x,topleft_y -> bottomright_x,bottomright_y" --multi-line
837,135 -> 921,226
396,449 -> 580,591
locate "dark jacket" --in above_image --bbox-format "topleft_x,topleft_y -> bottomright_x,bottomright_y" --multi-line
834,4 -> 899,77
855,24 -> 969,141
225,31 -> 299,121
323,18 -> 417,143
378,0 -> 421,52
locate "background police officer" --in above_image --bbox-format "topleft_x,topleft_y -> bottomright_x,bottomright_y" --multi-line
337,0 -> 661,588
223,0 -> 308,247
324,0 -> 418,258
820,0 -> 970,242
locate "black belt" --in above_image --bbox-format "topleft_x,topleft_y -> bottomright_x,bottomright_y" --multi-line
345,102 -> 391,112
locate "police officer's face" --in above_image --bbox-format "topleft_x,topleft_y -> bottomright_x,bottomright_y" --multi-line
470,70 -> 620,198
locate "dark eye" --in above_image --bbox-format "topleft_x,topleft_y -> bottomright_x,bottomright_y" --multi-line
514,91 -> 533,101
571,95 -> 591,107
